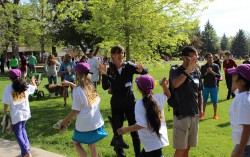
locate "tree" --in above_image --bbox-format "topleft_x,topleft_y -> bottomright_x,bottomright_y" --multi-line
220,33 -> 229,51
231,29 -> 248,58
84,0 -> 212,61
188,25 -> 203,53
201,20 -> 219,54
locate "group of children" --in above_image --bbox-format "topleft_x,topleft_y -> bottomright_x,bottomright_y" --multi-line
1,50 -> 250,157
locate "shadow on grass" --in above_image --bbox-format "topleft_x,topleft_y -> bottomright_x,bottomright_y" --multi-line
217,122 -> 230,128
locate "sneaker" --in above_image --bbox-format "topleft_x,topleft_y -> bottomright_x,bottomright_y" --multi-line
200,114 -> 206,120
213,115 -> 219,120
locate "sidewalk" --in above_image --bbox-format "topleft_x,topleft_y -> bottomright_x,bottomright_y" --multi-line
0,138 -> 65,157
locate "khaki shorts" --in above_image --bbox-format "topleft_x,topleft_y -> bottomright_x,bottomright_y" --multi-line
173,115 -> 199,149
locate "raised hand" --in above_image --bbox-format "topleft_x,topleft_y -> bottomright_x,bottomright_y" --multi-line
135,62 -> 143,73
99,62 -> 107,75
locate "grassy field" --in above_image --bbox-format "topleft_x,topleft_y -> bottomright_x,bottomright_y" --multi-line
0,60 -> 243,157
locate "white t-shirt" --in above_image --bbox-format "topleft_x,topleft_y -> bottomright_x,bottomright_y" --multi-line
72,86 -> 104,132
229,91 -> 250,145
87,57 -> 100,82
2,84 -> 36,125
135,93 -> 169,152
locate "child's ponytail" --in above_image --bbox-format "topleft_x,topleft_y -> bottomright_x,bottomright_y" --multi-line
142,94 -> 162,138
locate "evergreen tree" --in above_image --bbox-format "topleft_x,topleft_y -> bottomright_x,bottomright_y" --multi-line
188,25 -> 203,53
231,29 -> 248,58
220,33 -> 229,51
201,20 -> 219,54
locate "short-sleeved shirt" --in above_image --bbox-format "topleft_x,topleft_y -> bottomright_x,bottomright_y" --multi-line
72,86 -> 104,132
10,58 -> 18,68
169,66 -> 203,118
2,84 -> 36,124
200,63 -> 220,87
28,55 -> 37,65
87,57 -> 100,82
135,94 -> 169,152
59,61 -> 76,82
223,59 -> 237,75
229,91 -> 250,145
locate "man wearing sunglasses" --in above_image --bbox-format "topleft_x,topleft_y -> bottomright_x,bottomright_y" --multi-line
169,46 -> 203,157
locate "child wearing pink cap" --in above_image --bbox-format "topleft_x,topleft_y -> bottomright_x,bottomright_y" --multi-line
227,64 -> 250,157
60,62 -> 107,157
1,69 -> 37,157
117,74 -> 171,157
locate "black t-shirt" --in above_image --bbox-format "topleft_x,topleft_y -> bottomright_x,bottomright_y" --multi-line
169,65 -> 203,118
200,63 -> 220,87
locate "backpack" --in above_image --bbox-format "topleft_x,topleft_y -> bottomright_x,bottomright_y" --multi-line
167,64 -> 180,110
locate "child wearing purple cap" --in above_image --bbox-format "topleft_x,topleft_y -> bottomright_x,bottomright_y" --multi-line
1,69 -> 37,157
227,64 -> 250,157
117,74 -> 171,157
60,62 -> 108,157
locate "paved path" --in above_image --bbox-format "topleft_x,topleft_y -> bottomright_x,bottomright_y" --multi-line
0,138 -> 65,157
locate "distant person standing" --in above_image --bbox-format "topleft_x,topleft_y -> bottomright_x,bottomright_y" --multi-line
213,54 -> 222,88
20,55 -> 28,79
0,54 -> 5,74
28,53 -> 37,73
243,55 -> 250,64
6,57 -> 10,70
59,54 -> 76,107
223,51 -> 237,100
10,55 -> 19,69
87,49 -> 101,88
45,54 -> 61,86
200,53 -> 221,120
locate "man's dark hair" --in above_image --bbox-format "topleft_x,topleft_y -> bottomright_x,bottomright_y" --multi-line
205,53 -> 212,59
181,46 -> 197,57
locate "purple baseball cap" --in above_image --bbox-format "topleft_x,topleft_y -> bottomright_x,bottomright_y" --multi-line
9,69 -> 21,79
227,64 -> 250,81
73,62 -> 93,74
135,74 -> 155,94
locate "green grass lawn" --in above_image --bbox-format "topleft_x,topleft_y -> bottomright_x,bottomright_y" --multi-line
0,60 -> 243,157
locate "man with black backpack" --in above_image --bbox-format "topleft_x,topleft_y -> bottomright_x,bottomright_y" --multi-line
169,46 -> 203,157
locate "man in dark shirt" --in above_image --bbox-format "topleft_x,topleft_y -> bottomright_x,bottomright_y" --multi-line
169,46 -> 203,157
200,53 -> 220,120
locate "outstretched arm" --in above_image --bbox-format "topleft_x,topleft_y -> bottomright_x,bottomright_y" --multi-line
61,110 -> 80,127
117,124 -> 144,135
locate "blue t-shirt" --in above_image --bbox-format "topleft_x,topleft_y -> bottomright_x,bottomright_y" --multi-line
59,61 -> 76,82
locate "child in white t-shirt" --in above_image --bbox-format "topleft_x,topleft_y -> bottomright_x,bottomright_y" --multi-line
60,62 -> 107,157
227,64 -> 250,157
117,74 -> 171,157
1,69 -> 37,157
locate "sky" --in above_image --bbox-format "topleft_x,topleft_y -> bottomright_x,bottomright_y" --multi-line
199,0 -> 250,37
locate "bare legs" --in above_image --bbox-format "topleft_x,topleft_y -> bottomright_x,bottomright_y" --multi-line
174,147 -> 190,157
73,141 -> 98,157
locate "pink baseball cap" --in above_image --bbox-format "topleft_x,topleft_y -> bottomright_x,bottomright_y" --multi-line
227,64 -> 250,81
9,69 -> 21,79
73,62 -> 93,74
135,74 -> 155,94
